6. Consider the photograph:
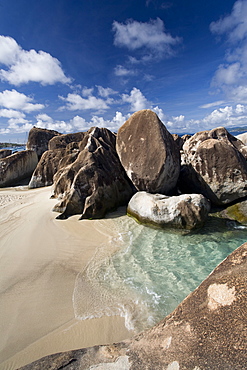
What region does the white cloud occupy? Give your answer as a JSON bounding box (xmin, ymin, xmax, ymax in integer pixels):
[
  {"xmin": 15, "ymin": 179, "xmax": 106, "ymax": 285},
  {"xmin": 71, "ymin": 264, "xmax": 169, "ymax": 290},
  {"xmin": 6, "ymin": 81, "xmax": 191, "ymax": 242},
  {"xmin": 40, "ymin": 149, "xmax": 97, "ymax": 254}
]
[
  {"xmin": 59, "ymin": 93, "xmax": 110, "ymax": 111},
  {"xmin": 210, "ymin": 0, "xmax": 247, "ymax": 43},
  {"xmin": 35, "ymin": 113, "xmax": 73, "ymax": 133},
  {"xmin": 200, "ymin": 101, "xmax": 225, "ymax": 109},
  {"xmin": 81, "ymin": 87, "xmax": 94, "ymax": 97},
  {"xmin": 0, "ymin": 89, "xmax": 44, "ymax": 112},
  {"xmin": 114, "ymin": 65, "xmax": 136, "ymax": 77},
  {"xmin": 122, "ymin": 87, "xmax": 149, "ymax": 111},
  {"xmin": 0, "ymin": 35, "xmax": 71, "ymax": 86},
  {"xmin": 0, "ymin": 109, "xmax": 25, "ymax": 119},
  {"xmin": 210, "ymin": 1, "xmax": 247, "ymax": 102},
  {"xmin": 97, "ymin": 85, "xmax": 117, "ymax": 97},
  {"xmin": 112, "ymin": 18, "xmax": 181, "ymax": 58}
]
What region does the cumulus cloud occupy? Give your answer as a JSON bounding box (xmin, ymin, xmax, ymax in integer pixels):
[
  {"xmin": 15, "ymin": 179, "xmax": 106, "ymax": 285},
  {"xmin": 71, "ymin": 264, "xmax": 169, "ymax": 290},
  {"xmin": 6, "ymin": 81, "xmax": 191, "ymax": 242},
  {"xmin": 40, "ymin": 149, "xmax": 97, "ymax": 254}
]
[
  {"xmin": 59, "ymin": 93, "xmax": 110, "ymax": 111},
  {"xmin": 0, "ymin": 89, "xmax": 44, "ymax": 112},
  {"xmin": 97, "ymin": 85, "xmax": 117, "ymax": 98},
  {"xmin": 0, "ymin": 35, "xmax": 71, "ymax": 86},
  {"xmin": 210, "ymin": 1, "xmax": 247, "ymax": 102},
  {"xmin": 113, "ymin": 18, "xmax": 181, "ymax": 54},
  {"xmin": 0, "ymin": 109, "xmax": 26, "ymax": 119},
  {"xmin": 35, "ymin": 113, "xmax": 73, "ymax": 132},
  {"xmin": 122, "ymin": 87, "xmax": 149, "ymax": 111},
  {"xmin": 114, "ymin": 65, "xmax": 136, "ymax": 77}
]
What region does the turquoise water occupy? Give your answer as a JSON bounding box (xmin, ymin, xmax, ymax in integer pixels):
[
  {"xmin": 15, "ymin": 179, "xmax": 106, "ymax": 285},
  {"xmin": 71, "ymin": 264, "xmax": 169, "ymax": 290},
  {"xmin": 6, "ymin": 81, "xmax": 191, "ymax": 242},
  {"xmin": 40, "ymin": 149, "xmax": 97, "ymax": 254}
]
[{"xmin": 73, "ymin": 212, "xmax": 247, "ymax": 333}]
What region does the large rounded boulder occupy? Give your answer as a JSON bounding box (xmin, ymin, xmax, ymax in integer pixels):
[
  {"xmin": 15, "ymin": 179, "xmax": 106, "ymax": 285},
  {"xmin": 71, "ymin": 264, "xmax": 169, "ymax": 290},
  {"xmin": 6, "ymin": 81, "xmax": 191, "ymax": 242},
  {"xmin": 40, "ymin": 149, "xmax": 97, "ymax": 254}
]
[
  {"xmin": 116, "ymin": 109, "xmax": 180, "ymax": 194},
  {"xmin": 26, "ymin": 127, "xmax": 61, "ymax": 158},
  {"xmin": 127, "ymin": 191, "xmax": 210, "ymax": 230},
  {"xmin": 180, "ymin": 127, "xmax": 247, "ymax": 205}
]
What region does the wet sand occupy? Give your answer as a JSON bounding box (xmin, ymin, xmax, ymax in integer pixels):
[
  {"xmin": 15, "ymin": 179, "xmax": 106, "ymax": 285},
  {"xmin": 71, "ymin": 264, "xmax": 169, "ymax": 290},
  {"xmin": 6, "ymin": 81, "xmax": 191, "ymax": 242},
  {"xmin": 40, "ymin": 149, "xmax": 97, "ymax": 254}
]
[{"xmin": 0, "ymin": 186, "xmax": 132, "ymax": 370}]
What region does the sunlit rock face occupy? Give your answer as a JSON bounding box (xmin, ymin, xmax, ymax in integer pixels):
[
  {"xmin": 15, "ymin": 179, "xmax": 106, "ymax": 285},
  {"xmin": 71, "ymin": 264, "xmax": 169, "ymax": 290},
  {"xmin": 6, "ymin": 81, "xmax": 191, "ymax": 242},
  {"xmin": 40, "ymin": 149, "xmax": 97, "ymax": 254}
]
[
  {"xmin": 48, "ymin": 132, "xmax": 85, "ymax": 150},
  {"xmin": 127, "ymin": 191, "xmax": 210, "ymax": 230},
  {"xmin": 0, "ymin": 150, "xmax": 38, "ymax": 187},
  {"xmin": 52, "ymin": 127, "xmax": 135, "ymax": 219},
  {"xmin": 26, "ymin": 127, "xmax": 61, "ymax": 158},
  {"xmin": 116, "ymin": 109, "xmax": 180, "ymax": 195},
  {"xmin": 180, "ymin": 126, "xmax": 247, "ymax": 205},
  {"xmin": 21, "ymin": 242, "xmax": 247, "ymax": 369}
]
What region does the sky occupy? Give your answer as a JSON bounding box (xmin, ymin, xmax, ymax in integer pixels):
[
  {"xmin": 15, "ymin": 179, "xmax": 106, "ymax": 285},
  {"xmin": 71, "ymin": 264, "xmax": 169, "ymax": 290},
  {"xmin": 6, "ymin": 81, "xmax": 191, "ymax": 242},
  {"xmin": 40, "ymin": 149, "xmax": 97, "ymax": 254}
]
[{"xmin": 0, "ymin": 0, "xmax": 247, "ymax": 142}]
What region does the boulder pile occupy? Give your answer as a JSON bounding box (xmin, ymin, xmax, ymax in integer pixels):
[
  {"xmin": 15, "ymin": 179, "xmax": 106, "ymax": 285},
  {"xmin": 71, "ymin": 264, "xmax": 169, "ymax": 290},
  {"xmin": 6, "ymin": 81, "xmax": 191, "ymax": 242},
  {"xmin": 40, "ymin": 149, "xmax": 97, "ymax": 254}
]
[{"xmin": 1, "ymin": 110, "xmax": 247, "ymax": 228}]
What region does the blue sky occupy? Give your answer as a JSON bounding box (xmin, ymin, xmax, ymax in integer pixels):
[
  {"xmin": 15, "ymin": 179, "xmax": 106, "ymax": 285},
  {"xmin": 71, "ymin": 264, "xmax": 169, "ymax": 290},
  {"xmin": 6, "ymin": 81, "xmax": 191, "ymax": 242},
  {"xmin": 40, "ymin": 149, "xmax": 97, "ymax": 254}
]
[{"xmin": 0, "ymin": 0, "xmax": 247, "ymax": 142}]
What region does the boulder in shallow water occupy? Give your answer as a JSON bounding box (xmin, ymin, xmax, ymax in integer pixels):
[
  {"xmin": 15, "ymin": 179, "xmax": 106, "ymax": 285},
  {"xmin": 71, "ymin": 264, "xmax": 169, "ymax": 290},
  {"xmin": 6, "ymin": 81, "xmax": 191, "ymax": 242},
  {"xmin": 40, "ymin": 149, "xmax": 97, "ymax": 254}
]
[
  {"xmin": 127, "ymin": 191, "xmax": 210, "ymax": 230},
  {"xmin": 52, "ymin": 127, "xmax": 134, "ymax": 219},
  {"xmin": 21, "ymin": 242, "xmax": 247, "ymax": 369},
  {"xmin": 116, "ymin": 109, "xmax": 180, "ymax": 194},
  {"xmin": 0, "ymin": 150, "xmax": 38, "ymax": 187},
  {"xmin": 26, "ymin": 127, "xmax": 61, "ymax": 158},
  {"xmin": 0, "ymin": 149, "xmax": 12, "ymax": 159}
]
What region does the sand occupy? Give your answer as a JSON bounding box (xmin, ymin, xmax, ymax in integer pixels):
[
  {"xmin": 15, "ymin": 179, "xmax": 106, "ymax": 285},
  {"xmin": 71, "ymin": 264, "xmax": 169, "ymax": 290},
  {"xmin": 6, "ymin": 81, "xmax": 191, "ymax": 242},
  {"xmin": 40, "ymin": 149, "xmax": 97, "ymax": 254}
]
[{"xmin": 0, "ymin": 186, "xmax": 132, "ymax": 370}]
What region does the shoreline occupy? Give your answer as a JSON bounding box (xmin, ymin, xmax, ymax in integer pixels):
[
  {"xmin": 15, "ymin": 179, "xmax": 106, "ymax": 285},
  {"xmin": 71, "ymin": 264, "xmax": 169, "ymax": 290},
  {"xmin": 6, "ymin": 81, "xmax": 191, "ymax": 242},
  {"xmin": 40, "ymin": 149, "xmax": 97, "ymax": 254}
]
[{"xmin": 0, "ymin": 186, "xmax": 133, "ymax": 369}]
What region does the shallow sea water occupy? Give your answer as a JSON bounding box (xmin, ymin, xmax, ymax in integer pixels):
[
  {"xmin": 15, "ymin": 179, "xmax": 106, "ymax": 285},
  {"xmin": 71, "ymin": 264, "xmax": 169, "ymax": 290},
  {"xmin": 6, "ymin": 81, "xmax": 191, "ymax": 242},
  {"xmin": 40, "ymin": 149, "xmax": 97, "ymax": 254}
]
[{"xmin": 73, "ymin": 211, "xmax": 247, "ymax": 333}]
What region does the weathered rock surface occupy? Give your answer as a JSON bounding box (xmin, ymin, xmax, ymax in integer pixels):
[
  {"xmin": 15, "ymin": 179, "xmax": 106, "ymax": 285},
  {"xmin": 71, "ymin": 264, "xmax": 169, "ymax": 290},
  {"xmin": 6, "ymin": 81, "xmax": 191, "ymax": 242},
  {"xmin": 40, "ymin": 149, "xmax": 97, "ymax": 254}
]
[
  {"xmin": 52, "ymin": 127, "xmax": 135, "ymax": 219},
  {"xmin": 127, "ymin": 192, "xmax": 210, "ymax": 230},
  {"xmin": 220, "ymin": 199, "xmax": 247, "ymax": 225},
  {"xmin": 21, "ymin": 242, "xmax": 247, "ymax": 369},
  {"xmin": 236, "ymin": 132, "xmax": 247, "ymax": 145},
  {"xmin": 116, "ymin": 109, "xmax": 180, "ymax": 194},
  {"xmin": 26, "ymin": 127, "xmax": 61, "ymax": 158},
  {"xmin": 29, "ymin": 148, "xmax": 66, "ymax": 188},
  {"xmin": 0, "ymin": 149, "xmax": 12, "ymax": 158},
  {"xmin": 180, "ymin": 126, "xmax": 247, "ymax": 205},
  {"xmin": 48, "ymin": 132, "xmax": 85, "ymax": 150},
  {"xmin": 0, "ymin": 150, "xmax": 38, "ymax": 187}
]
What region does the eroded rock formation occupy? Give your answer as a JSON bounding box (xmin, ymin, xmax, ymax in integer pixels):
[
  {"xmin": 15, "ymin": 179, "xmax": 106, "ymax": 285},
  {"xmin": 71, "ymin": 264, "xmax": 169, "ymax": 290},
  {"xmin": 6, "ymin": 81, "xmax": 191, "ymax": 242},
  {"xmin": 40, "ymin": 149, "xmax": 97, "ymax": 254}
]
[
  {"xmin": 180, "ymin": 127, "xmax": 247, "ymax": 205},
  {"xmin": 0, "ymin": 149, "xmax": 12, "ymax": 159},
  {"xmin": 127, "ymin": 192, "xmax": 210, "ymax": 230},
  {"xmin": 26, "ymin": 127, "xmax": 61, "ymax": 158},
  {"xmin": 0, "ymin": 150, "xmax": 38, "ymax": 187},
  {"xmin": 116, "ymin": 109, "xmax": 180, "ymax": 194},
  {"xmin": 48, "ymin": 132, "xmax": 85, "ymax": 150},
  {"xmin": 21, "ymin": 242, "xmax": 247, "ymax": 369},
  {"xmin": 52, "ymin": 127, "xmax": 135, "ymax": 219}
]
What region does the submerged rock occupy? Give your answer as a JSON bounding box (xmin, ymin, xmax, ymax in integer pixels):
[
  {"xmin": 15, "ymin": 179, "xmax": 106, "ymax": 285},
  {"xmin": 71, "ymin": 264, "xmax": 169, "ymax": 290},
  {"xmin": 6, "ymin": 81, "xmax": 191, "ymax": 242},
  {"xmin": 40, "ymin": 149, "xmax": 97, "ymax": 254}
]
[
  {"xmin": 116, "ymin": 109, "xmax": 180, "ymax": 194},
  {"xmin": 127, "ymin": 192, "xmax": 210, "ymax": 230},
  {"xmin": 180, "ymin": 126, "xmax": 247, "ymax": 205},
  {"xmin": 0, "ymin": 150, "xmax": 38, "ymax": 187},
  {"xmin": 52, "ymin": 127, "xmax": 134, "ymax": 219},
  {"xmin": 21, "ymin": 242, "xmax": 247, "ymax": 369},
  {"xmin": 26, "ymin": 127, "xmax": 61, "ymax": 158}
]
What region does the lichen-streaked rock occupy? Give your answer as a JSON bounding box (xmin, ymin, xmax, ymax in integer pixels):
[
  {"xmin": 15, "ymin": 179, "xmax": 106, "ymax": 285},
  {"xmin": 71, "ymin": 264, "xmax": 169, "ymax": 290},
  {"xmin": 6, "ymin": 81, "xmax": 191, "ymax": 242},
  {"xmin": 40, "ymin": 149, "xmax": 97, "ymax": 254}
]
[
  {"xmin": 0, "ymin": 150, "xmax": 38, "ymax": 187},
  {"xmin": 52, "ymin": 127, "xmax": 135, "ymax": 219},
  {"xmin": 220, "ymin": 199, "xmax": 247, "ymax": 225},
  {"xmin": 48, "ymin": 132, "xmax": 85, "ymax": 150},
  {"xmin": 127, "ymin": 192, "xmax": 210, "ymax": 230},
  {"xmin": 180, "ymin": 126, "xmax": 247, "ymax": 205},
  {"xmin": 26, "ymin": 127, "xmax": 61, "ymax": 158},
  {"xmin": 20, "ymin": 242, "xmax": 247, "ymax": 369},
  {"xmin": 116, "ymin": 109, "xmax": 180, "ymax": 194},
  {"xmin": 0, "ymin": 149, "xmax": 12, "ymax": 159}
]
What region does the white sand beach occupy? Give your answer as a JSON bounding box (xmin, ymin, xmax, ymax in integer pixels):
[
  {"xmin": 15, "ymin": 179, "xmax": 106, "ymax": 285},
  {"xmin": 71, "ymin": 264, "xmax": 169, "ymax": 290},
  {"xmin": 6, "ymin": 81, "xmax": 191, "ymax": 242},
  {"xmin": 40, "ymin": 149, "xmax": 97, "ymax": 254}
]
[{"xmin": 0, "ymin": 186, "xmax": 132, "ymax": 370}]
